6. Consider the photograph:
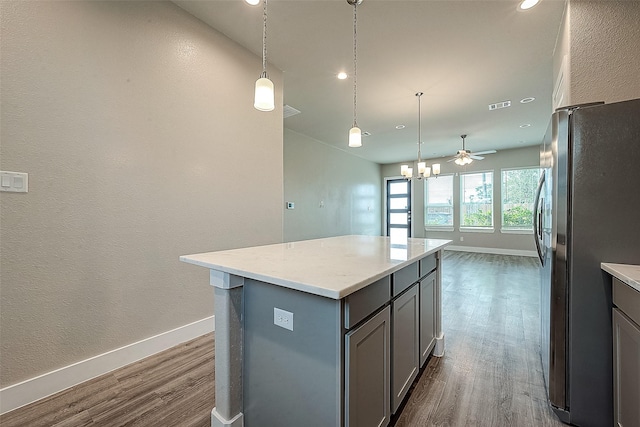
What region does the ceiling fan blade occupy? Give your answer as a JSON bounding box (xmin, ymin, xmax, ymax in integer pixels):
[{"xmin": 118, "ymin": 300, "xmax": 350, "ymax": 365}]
[
  {"xmin": 470, "ymin": 155, "xmax": 485, "ymax": 160},
  {"xmin": 471, "ymin": 150, "xmax": 497, "ymax": 156}
]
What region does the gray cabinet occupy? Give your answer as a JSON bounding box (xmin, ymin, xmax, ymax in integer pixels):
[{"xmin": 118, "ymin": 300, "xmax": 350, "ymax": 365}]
[
  {"xmin": 420, "ymin": 271, "xmax": 436, "ymax": 367},
  {"xmin": 345, "ymin": 306, "xmax": 391, "ymax": 427},
  {"xmin": 613, "ymin": 278, "xmax": 640, "ymax": 427},
  {"xmin": 346, "ymin": 255, "xmax": 441, "ymax": 425},
  {"xmin": 391, "ymin": 283, "xmax": 420, "ymax": 414}
]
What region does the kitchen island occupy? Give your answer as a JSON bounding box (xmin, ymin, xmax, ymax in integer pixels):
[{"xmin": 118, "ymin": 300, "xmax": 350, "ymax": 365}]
[{"xmin": 181, "ymin": 235, "xmax": 451, "ymax": 427}]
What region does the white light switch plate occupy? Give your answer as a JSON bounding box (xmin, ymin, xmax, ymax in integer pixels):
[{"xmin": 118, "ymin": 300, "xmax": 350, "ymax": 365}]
[
  {"xmin": 0, "ymin": 171, "xmax": 28, "ymax": 193},
  {"xmin": 274, "ymin": 307, "xmax": 294, "ymax": 331}
]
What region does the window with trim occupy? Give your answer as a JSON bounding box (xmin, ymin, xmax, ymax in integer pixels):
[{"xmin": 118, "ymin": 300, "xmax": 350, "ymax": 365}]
[
  {"xmin": 501, "ymin": 167, "xmax": 541, "ymax": 232},
  {"xmin": 424, "ymin": 174, "xmax": 454, "ymax": 230},
  {"xmin": 460, "ymin": 171, "xmax": 493, "ymax": 229}
]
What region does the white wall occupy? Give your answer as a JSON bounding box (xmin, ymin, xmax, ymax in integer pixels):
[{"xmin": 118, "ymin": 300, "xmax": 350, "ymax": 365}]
[
  {"xmin": 555, "ymin": 1, "xmax": 640, "ymax": 107},
  {"xmin": 0, "ymin": 1, "xmax": 283, "ymax": 388},
  {"xmin": 382, "ymin": 146, "xmax": 540, "ymax": 254},
  {"xmin": 284, "ymin": 129, "xmax": 382, "ymax": 241}
]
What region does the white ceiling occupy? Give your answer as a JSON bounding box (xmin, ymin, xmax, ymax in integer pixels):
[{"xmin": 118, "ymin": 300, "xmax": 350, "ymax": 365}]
[{"xmin": 174, "ymin": 0, "xmax": 566, "ymax": 164}]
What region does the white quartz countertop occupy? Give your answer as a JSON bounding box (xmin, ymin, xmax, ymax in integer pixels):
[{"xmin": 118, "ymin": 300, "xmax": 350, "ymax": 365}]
[
  {"xmin": 180, "ymin": 235, "xmax": 451, "ymax": 299},
  {"xmin": 601, "ymin": 263, "xmax": 640, "ymax": 293}
]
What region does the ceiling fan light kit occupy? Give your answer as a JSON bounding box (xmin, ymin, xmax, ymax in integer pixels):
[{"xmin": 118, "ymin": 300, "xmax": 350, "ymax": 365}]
[{"xmin": 449, "ymin": 134, "xmax": 497, "ymax": 166}]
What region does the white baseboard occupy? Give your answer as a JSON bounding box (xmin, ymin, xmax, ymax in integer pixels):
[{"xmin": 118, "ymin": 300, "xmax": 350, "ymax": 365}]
[
  {"xmin": 445, "ymin": 245, "xmax": 537, "ymax": 258},
  {"xmin": 0, "ymin": 316, "xmax": 215, "ymax": 415}
]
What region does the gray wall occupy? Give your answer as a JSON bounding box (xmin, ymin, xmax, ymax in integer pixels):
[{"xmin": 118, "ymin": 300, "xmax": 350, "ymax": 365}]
[
  {"xmin": 382, "ymin": 146, "xmax": 540, "ymax": 253},
  {"xmin": 0, "ymin": 1, "xmax": 283, "ymax": 387},
  {"xmin": 555, "ymin": 1, "xmax": 640, "ymax": 107},
  {"xmin": 284, "ymin": 129, "xmax": 382, "ymax": 241}
]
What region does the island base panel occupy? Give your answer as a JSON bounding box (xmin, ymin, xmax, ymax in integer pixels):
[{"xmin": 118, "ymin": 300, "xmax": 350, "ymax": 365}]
[{"xmin": 243, "ymin": 279, "xmax": 343, "ymax": 427}]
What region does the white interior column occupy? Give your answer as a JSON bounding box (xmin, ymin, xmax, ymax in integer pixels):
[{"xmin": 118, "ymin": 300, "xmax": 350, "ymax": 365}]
[{"xmin": 210, "ymin": 271, "xmax": 245, "ymax": 427}]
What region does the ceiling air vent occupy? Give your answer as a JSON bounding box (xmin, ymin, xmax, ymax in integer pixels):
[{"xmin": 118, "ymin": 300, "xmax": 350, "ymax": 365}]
[
  {"xmin": 488, "ymin": 100, "xmax": 511, "ymax": 111},
  {"xmin": 283, "ymin": 104, "xmax": 301, "ymax": 118}
]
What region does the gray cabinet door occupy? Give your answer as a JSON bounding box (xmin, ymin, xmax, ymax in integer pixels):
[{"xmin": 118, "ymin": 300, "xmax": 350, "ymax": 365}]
[
  {"xmin": 420, "ymin": 271, "xmax": 436, "ymax": 367},
  {"xmin": 613, "ymin": 308, "xmax": 640, "ymax": 427},
  {"xmin": 345, "ymin": 305, "xmax": 391, "ymax": 427},
  {"xmin": 391, "ymin": 283, "xmax": 419, "ymax": 414}
]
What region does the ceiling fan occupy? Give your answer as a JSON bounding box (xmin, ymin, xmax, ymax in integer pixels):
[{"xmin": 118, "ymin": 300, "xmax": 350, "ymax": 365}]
[{"xmin": 448, "ymin": 134, "xmax": 497, "ymax": 165}]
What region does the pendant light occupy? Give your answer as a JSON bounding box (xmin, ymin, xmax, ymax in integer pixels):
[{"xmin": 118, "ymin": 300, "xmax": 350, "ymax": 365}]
[
  {"xmin": 347, "ymin": 0, "xmax": 363, "ymax": 147},
  {"xmin": 254, "ymin": 0, "xmax": 274, "ymax": 111},
  {"xmin": 401, "ymin": 92, "xmax": 441, "ymax": 179}
]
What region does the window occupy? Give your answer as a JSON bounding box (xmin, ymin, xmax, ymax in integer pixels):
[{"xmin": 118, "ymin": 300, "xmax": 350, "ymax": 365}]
[
  {"xmin": 460, "ymin": 171, "xmax": 493, "ymax": 229},
  {"xmin": 501, "ymin": 167, "xmax": 541, "ymax": 232},
  {"xmin": 424, "ymin": 174, "xmax": 454, "ymax": 230}
]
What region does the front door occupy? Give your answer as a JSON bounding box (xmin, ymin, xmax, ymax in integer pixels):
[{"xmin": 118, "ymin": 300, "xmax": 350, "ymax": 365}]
[{"xmin": 386, "ymin": 179, "xmax": 411, "ymax": 238}]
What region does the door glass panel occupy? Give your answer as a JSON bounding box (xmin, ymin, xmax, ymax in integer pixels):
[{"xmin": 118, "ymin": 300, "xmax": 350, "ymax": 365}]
[
  {"xmin": 389, "ymin": 213, "xmax": 408, "ymax": 225},
  {"xmin": 389, "ymin": 198, "xmax": 408, "ymax": 210},
  {"xmin": 389, "ymin": 182, "xmax": 408, "ymax": 195}
]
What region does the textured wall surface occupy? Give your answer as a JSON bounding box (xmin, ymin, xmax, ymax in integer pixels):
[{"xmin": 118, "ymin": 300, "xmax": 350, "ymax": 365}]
[
  {"xmin": 381, "ymin": 145, "xmax": 540, "ymax": 252},
  {"xmin": 283, "ymin": 129, "xmax": 382, "ymax": 241},
  {"xmin": 0, "ymin": 1, "xmax": 283, "ymax": 386},
  {"xmin": 568, "ymin": 1, "xmax": 640, "ymax": 104}
]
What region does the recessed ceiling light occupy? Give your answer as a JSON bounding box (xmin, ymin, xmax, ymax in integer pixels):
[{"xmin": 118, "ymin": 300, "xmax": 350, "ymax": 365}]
[
  {"xmin": 362, "ymin": 131, "xmax": 371, "ymax": 136},
  {"xmin": 245, "ymin": 0, "xmax": 260, "ymax": 5},
  {"xmin": 395, "ymin": 125, "xmax": 405, "ymax": 129},
  {"xmin": 337, "ymin": 72, "xmax": 348, "ymax": 80},
  {"xmin": 520, "ymin": 97, "xmax": 536, "ymax": 104},
  {"xmin": 518, "ymin": 0, "xmax": 540, "ymax": 11},
  {"xmin": 520, "ymin": 123, "xmax": 532, "ymax": 128}
]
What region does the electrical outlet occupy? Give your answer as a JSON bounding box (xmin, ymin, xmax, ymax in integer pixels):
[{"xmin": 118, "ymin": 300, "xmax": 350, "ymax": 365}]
[
  {"xmin": 460, "ymin": 236, "xmax": 464, "ymax": 242},
  {"xmin": 274, "ymin": 307, "xmax": 294, "ymax": 331}
]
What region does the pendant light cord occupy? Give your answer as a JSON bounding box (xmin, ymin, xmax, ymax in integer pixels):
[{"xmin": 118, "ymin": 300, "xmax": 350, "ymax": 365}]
[
  {"xmin": 417, "ymin": 92, "xmax": 422, "ymax": 162},
  {"xmin": 262, "ymin": 0, "xmax": 268, "ymax": 77},
  {"xmin": 353, "ymin": 2, "xmax": 358, "ymax": 127}
]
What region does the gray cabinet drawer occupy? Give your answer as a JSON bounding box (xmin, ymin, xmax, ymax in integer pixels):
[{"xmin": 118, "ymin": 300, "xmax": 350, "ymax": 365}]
[
  {"xmin": 344, "ymin": 276, "xmax": 391, "ymax": 329},
  {"xmin": 613, "ymin": 278, "xmax": 640, "ymax": 325},
  {"xmin": 392, "ymin": 262, "xmax": 419, "ymax": 296},
  {"xmin": 420, "ymin": 253, "xmax": 437, "ymax": 277}
]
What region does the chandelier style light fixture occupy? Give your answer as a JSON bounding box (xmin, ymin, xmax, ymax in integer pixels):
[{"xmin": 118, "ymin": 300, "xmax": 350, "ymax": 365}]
[
  {"xmin": 401, "ymin": 92, "xmax": 441, "ymax": 179},
  {"xmin": 254, "ymin": 0, "xmax": 274, "ymax": 111},
  {"xmin": 347, "ymin": 0, "xmax": 363, "ymax": 147}
]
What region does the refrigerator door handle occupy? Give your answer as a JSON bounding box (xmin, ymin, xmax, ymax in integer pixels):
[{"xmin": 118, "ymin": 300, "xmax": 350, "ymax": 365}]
[{"xmin": 533, "ymin": 170, "xmax": 545, "ymax": 265}]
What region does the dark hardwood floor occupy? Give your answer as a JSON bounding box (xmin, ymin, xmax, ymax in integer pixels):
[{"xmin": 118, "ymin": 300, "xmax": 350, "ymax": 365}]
[
  {"xmin": 395, "ymin": 251, "xmax": 564, "ymax": 427},
  {"xmin": 1, "ymin": 251, "xmax": 565, "ymax": 427},
  {"xmin": 0, "ymin": 335, "xmax": 215, "ymax": 427}
]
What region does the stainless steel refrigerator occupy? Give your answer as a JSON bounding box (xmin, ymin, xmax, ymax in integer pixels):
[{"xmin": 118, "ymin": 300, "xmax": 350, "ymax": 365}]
[{"xmin": 533, "ymin": 98, "xmax": 640, "ymax": 426}]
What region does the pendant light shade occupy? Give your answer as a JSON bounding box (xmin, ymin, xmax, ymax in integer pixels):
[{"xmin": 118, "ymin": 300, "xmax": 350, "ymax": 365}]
[
  {"xmin": 349, "ymin": 126, "xmax": 362, "ymax": 147},
  {"xmin": 254, "ymin": 73, "xmax": 274, "ymax": 111},
  {"xmin": 254, "ymin": 0, "xmax": 274, "ymax": 112}
]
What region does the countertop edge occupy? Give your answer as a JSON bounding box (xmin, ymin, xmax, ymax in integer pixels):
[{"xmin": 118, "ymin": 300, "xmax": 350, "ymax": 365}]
[
  {"xmin": 181, "ymin": 239, "xmax": 451, "ymax": 299},
  {"xmin": 601, "ymin": 262, "xmax": 640, "ymax": 293}
]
